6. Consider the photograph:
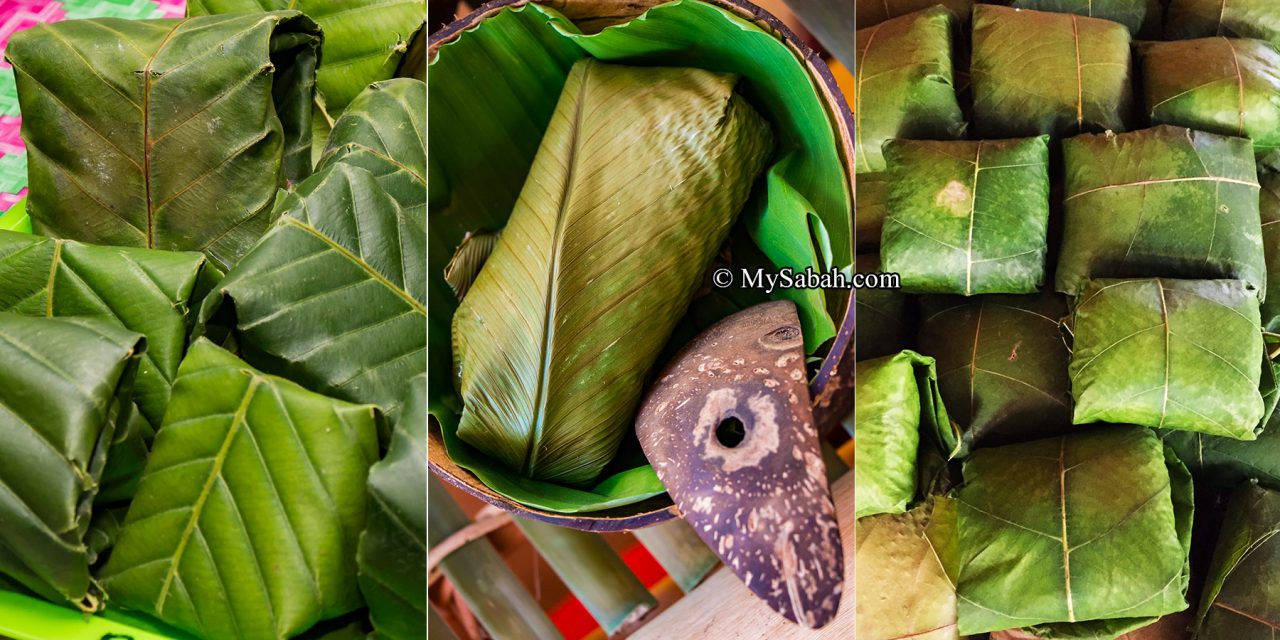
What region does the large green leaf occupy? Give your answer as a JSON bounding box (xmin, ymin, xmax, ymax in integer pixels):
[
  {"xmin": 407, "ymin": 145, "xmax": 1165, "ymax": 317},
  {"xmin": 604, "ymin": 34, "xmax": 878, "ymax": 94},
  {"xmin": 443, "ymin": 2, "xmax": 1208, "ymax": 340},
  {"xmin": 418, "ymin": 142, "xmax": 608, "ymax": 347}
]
[
  {"xmin": 1141, "ymin": 38, "xmax": 1280, "ymax": 158},
  {"xmin": 316, "ymin": 78, "xmax": 424, "ymax": 212},
  {"xmin": 1193, "ymin": 483, "xmax": 1280, "ymax": 638},
  {"xmin": 100, "ymin": 339, "xmax": 380, "ymax": 640},
  {"xmin": 1056, "ymin": 127, "xmax": 1263, "ymax": 296},
  {"xmin": 971, "ymin": 5, "xmax": 1133, "ymax": 138},
  {"xmin": 197, "ymin": 162, "xmax": 425, "ymax": 429},
  {"xmin": 881, "ymin": 136, "xmax": 1051, "ymax": 295},
  {"xmin": 4, "ymin": 13, "xmax": 320, "ymax": 272},
  {"xmin": 855, "ymin": 498, "xmax": 961, "ymax": 640},
  {"xmin": 998, "ymin": 0, "xmax": 1163, "ymax": 37},
  {"xmin": 357, "ymin": 374, "xmax": 426, "ymax": 640},
  {"xmin": 854, "ymin": 7, "xmax": 966, "ymax": 174},
  {"xmin": 1260, "ymin": 170, "xmax": 1280, "ymax": 331},
  {"xmin": 1166, "ymin": 0, "xmax": 1280, "ymax": 49},
  {"xmin": 452, "ymin": 59, "xmax": 772, "ymax": 485},
  {"xmin": 187, "ymin": 0, "xmax": 425, "ymax": 116},
  {"xmin": 1070, "ymin": 279, "xmax": 1264, "ymax": 439},
  {"xmin": 956, "ymin": 428, "xmax": 1193, "ymax": 634},
  {"xmin": 856, "ymin": 0, "xmax": 974, "ymax": 28},
  {"xmin": 919, "ymin": 293, "xmax": 1072, "ymax": 451},
  {"xmin": 855, "ymin": 254, "xmax": 915, "ymax": 362},
  {"xmin": 0, "ymin": 314, "xmax": 144, "ymax": 610}
]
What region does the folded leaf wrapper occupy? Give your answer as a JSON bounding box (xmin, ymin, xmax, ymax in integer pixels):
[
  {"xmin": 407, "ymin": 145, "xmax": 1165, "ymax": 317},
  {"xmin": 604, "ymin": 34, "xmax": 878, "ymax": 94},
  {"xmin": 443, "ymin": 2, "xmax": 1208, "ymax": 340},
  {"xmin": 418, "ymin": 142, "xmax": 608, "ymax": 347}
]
[
  {"xmin": 972, "ymin": 5, "xmax": 1133, "ymax": 138},
  {"xmin": 919, "ymin": 292, "xmax": 1073, "ymax": 451},
  {"xmin": 855, "ymin": 254, "xmax": 914, "ymax": 362},
  {"xmin": 0, "ymin": 314, "xmax": 144, "ymax": 610},
  {"xmin": 1056, "ymin": 127, "xmax": 1263, "ymax": 296},
  {"xmin": 956, "ymin": 428, "xmax": 1194, "ymax": 634},
  {"xmin": 856, "ymin": 0, "xmax": 974, "ymax": 28},
  {"xmin": 854, "ymin": 350, "xmax": 954, "ymax": 519},
  {"xmin": 855, "ymin": 7, "xmax": 966, "ymax": 174},
  {"xmin": 452, "ymin": 59, "xmax": 772, "ymax": 486},
  {"xmin": 1069, "ymin": 278, "xmax": 1265, "ymax": 438},
  {"xmin": 1166, "ymin": 0, "xmax": 1280, "ymax": 50},
  {"xmin": 101, "ymin": 340, "xmax": 380, "ymax": 640},
  {"xmin": 881, "ymin": 136, "xmax": 1051, "ymax": 295},
  {"xmin": 1261, "ymin": 170, "xmax": 1280, "ymax": 331},
  {"xmin": 856, "ymin": 497, "xmax": 961, "ymax": 640},
  {"xmin": 1193, "ymin": 483, "xmax": 1280, "ymax": 638},
  {"xmin": 997, "ymin": 0, "xmax": 1163, "ymax": 38},
  {"xmin": 4, "ymin": 12, "xmax": 321, "ymax": 272}
]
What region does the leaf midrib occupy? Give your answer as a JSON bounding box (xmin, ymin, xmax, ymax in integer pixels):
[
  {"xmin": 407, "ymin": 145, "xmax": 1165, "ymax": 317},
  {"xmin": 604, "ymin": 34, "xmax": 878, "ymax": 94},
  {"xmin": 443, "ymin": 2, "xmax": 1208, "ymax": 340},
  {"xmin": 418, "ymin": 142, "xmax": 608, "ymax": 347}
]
[
  {"xmin": 279, "ymin": 216, "xmax": 425, "ymax": 314},
  {"xmin": 141, "ymin": 20, "xmax": 189, "ymax": 248}
]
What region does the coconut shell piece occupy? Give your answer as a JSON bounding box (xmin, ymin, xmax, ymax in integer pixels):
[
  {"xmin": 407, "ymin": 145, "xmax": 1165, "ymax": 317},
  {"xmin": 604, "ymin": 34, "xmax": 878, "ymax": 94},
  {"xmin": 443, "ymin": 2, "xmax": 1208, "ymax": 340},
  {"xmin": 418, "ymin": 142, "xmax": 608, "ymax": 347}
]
[{"xmin": 636, "ymin": 300, "xmax": 844, "ymax": 628}]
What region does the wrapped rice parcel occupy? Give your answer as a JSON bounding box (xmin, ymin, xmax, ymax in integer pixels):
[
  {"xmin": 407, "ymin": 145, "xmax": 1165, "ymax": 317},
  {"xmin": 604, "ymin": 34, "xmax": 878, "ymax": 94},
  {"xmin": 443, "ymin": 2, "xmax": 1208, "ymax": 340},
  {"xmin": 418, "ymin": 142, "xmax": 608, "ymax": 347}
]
[
  {"xmin": 1166, "ymin": 0, "xmax": 1280, "ymax": 50},
  {"xmin": 994, "ymin": 0, "xmax": 1162, "ymax": 38}
]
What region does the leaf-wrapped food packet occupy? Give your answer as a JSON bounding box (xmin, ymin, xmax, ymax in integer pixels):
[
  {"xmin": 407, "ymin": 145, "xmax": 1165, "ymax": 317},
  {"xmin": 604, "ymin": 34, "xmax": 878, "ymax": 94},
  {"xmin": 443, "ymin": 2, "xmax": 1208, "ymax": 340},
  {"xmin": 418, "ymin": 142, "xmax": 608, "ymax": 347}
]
[
  {"xmin": 1056, "ymin": 126, "xmax": 1263, "ymax": 295},
  {"xmin": 856, "ymin": 0, "xmax": 974, "ymax": 28},
  {"xmin": 452, "ymin": 59, "xmax": 773, "ymax": 485},
  {"xmin": 856, "ymin": 498, "xmax": 960, "ymax": 640},
  {"xmin": 0, "ymin": 314, "xmax": 144, "ymax": 611},
  {"xmin": 1260, "ymin": 171, "xmax": 1280, "ymax": 331},
  {"xmin": 854, "ymin": 350, "xmax": 954, "ymax": 519},
  {"xmin": 4, "ymin": 12, "xmax": 322, "ymax": 272},
  {"xmin": 971, "ymin": 5, "xmax": 1133, "ymax": 138},
  {"xmin": 1141, "ymin": 38, "xmax": 1280, "ymax": 160},
  {"xmin": 1192, "ymin": 483, "xmax": 1280, "ymax": 638},
  {"xmin": 855, "ymin": 7, "xmax": 966, "ymax": 174},
  {"xmin": 1070, "ymin": 278, "xmax": 1265, "ymax": 439},
  {"xmin": 855, "ymin": 254, "xmax": 915, "ymax": 362},
  {"xmin": 1166, "ymin": 0, "xmax": 1280, "ymax": 49},
  {"xmin": 919, "ymin": 292, "xmax": 1072, "ymax": 451},
  {"xmin": 881, "ymin": 136, "xmax": 1051, "ymax": 295},
  {"xmin": 956, "ymin": 428, "xmax": 1194, "ymax": 634},
  {"xmin": 994, "ymin": 0, "xmax": 1163, "ymax": 38}
]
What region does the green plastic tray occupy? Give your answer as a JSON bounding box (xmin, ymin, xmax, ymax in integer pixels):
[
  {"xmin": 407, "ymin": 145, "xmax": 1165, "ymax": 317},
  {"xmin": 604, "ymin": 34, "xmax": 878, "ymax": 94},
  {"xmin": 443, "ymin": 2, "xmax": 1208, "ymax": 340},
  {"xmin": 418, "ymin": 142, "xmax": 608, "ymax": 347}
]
[
  {"xmin": 0, "ymin": 592, "xmax": 189, "ymax": 640},
  {"xmin": 0, "ymin": 196, "xmax": 31, "ymax": 233}
]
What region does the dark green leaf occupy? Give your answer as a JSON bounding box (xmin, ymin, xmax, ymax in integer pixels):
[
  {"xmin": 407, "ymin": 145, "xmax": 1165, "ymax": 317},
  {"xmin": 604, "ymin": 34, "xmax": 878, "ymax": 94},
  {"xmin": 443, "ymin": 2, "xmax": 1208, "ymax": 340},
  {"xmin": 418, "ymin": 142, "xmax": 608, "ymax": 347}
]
[
  {"xmin": 4, "ymin": 13, "xmax": 322, "ymax": 271},
  {"xmin": 856, "ymin": 172, "xmax": 888, "ymax": 253},
  {"xmin": 100, "ymin": 339, "xmax": 380, "ymax": 640},
  {"xmin": 1193, "ymin": 483, "xmax": 1280, "ymax": 638},
  {"xmin": 1000, "ymin": 0, "xmax": 1163, "ymax": 37},
  {"xmin": 86, "ymin": 506, "xmax": 129, "ymax": 568},
  {"xmin": 1260, "ymin": 170, "xmax": 1280, "ymax": 331},
  {"xmin": 1056, "ymin": 127, "xmax": 1263, "ymax": 296},
  {"xmin": 855, "ymin": 254, "xmax": 915, "ymax": 362},
  {"xmin": 317, "ymin": 78, "xmax": 425, "ymax": 213},
  {"xmin": 1166, "ymin": 0, "xmax": 1280, "ymax": 49},
  {"xmin": 856, "ymin": 0, "xmax": 974, "ymax": 28}
]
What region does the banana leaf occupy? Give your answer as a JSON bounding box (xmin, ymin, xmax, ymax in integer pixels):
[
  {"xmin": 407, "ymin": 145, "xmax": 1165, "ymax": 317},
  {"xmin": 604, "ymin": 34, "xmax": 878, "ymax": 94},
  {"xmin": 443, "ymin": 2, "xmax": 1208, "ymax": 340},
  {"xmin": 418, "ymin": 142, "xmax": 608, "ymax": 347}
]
[
  {"xmin": 856, "ymin": 0, "xmax": 974, "ymax": 28},
  {"xmin": 919, "ymin": 292, "xmax": 1072, "ymax": 451},
  {"xmin": 1141, "ymin": 38, "xmax": 1280, "ymax": 159},
  {"xmin": 0, "ymin": 314, "xmax": 144, "ymax": 611},
  {"xmin": 1193, "ymin": 482, "xmax": 1280, "ymax": 638},
  {"xmin": 971, "ymin": 5, "xmax": 1133, "ymax": 138},
  {"xmin": 1070, "ymin": 278, "xmax": 1265, "ymax": 439},
  {"xmin": 186, "ymin": 0, "xmax": 425, "ymax": 116},
  {"xmin": 1261, "ymin": 170, "xmax": 1280, "ymax": 331},
  {"xmin": 1166, "ymin": 0, "xmax": 1280, "ymax": 50},
  {"xmin": 453, "ymin": 59, "xmax": 771, "ymax": 485},
  {"xmin": 881, "ymin": 136, "xmax": 1051, "ymax": 295},
  {"xmin": 100, "ymin": 339, "xmax": 380, "ymax": 640},
  {"xmin": 854, "ymin": 350, "xmax": 955, "ymax": 519},
  {"xmin": 855, "ymin": 254, "xmax": 915, "ymax": 362},
  {"xmin": 854, "ymin": 7, "xmax": 966, "ymax": 174},
  {"xmin": 1056, "ymin": 127, "xmax": 1263, "ymax": 296},
  {"xmin": 993, "ymin": 0, "xmax": 1163, "ymax": 37},
  {"xmin": 856, "ymin": 497, "xmax": 961, "ymax": 640},
  {"xmin": 4, "ymin": 12, "xmax": 321, "ymax": 272},
  {"xmin": 357, "ymin": 374, "xmax": 426, "ymax": 640},
  {"xmin": 956, "ymin": 428, "xmax": 1194, "ymax": 634}
]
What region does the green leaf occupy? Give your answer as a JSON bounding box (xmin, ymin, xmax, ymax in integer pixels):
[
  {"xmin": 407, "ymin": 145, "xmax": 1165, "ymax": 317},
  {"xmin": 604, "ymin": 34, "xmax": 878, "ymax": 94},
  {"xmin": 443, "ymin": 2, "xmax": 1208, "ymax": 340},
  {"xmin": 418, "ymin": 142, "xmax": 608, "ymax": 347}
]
[
  {"xmin": 1070, "ymin": 278, "xmax": 1265, "ymax": 439},
  {"xmin": 187, "ymin": 0, "xmax": 425, "ymax": 116},
  {"xmin": 1003, "ymin": 0, "xmax": 1163, "ymax": 37},
  {"xmin": 855, "ymin": 254, "xmax": 915, "ymax": 362},
  {"xmin": 317, "ymin": 78, "xmax": 425, "ymax": 212},
  {"xmin": 854, "ymin": 350, "xmax": 954, "ymax": 519},
  {"xmin": 881, "ymin": 136, "xmax": 1051, "ymax": 295},
  {"xmin": 919, "ymin": 293, "xmax": 1073, "ymax": 451},
  {"xmin": 856, "ymin": 0, "xmax": 974, "ymax": 28},
  {"xmin": 855, "ymin": 172, "xmax": 889, "ymax": 253},
  {"xmin": 972, "ymin": 5, "xmax": 1133, "ymax": 138},
  {"xmin": 1166, "ymin": 0, "xmax": 1280, "ymax": 49},
  {"xmin": 1194, "ymin": 482, "xmax": 1280, "ymax": 638},
  {"xmin": 1260, "ymin": 170, "xmax": 1280, "ymax": 331},
  {"xmin": 956, "ymin": 428, "xmax": 1193, "ymax": 634},
  {"xmin": 4, "ymin": 12, "xmax": 321, "ymax": 272},
  {"xmin": 854, "ymin": 7, "xmax": 966, "ymax": 174},
  {"xmin": 86, "ymin": 506, "xmax": 129, "ymax": 569},
  {"xmin": 452, "ymin": 59, "xmax": 772, "ymax": 485},
  {"xmin": 97, "ymin": 404, "xmax": 156, "ymax": 505},
  {"xmin": 358, "ymin": 375, "xmax": 426, "ymax": 640},
  {"xmin": 0, "ymin": 314, "xmax": 144, "ymax": 610},
  {"xmin": 855, "ymin": 498, "xmax": 961, "ymax": 640},
  {"xmin": 197, "ymin": 162, "xmax": 425, "ymax": 429},
  {"xmin": 444, "ymin": 230, "xmax": 499, "ymax": 302},
  {"xmin": 1056, "ymin": 127, "xmax": 1264, "ymax": 296},
  {"xmin": 0, "ymin": 231, "xmax": 207, "ymax": 429},
  {"xmin": 100, "ymin": 339, "xmax": 380, "ymax": 640}
]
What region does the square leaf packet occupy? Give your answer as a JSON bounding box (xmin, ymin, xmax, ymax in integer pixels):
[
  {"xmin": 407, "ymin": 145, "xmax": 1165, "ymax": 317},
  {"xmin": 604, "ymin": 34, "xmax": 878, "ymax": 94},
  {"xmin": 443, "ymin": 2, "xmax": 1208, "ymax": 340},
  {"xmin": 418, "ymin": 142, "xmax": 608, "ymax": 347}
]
[
  {"xmin": 1166, "ymin": 0, "xmax": 1280, "ymax": 49},
  {"xmin": 1070, "ymin": 278, "xmax": 1265, "ymax": 439},
  {"xmin": 1001, "ymin": 0, "xmax": 1163, "ymax": 38},
  {"xmin": 1056, "ymin": 126, "xmax": 1264, "ymax": 296},
  {"xmin": 882, "ymin": 136, "xmax": 1050, "ymax": 295}
]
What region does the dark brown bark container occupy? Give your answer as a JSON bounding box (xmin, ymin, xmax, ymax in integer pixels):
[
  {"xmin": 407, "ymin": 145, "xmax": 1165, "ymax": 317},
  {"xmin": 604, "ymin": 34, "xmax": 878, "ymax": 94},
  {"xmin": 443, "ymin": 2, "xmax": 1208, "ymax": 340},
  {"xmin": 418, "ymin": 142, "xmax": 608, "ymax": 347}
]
[{"xmin": 428, "ymin": 0, "xmax": 855, "ymax": 531}]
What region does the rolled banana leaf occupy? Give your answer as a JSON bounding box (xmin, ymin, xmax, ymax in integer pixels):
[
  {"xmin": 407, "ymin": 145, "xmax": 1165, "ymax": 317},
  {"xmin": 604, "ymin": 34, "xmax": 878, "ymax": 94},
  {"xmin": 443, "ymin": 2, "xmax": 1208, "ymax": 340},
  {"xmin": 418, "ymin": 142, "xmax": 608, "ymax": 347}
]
[
  {"xmin": 1193, "ymin": 483, "xmax": 1280, "ymax": 638},
  {"xmin": 1141, "ymin": 38, "xmax": 1280, "ymax": 159},
  {"xmin": 856, "ymin": 497, "xmax": 961, "ymax": 640},
  {"xmin": 918, "ymin": 292, "xmax": 1072, "ymax": 451},
  {"xmin": 856, "ymin": 0, "xmax": 974, "ymax": 28},
  {"xmin": 1261, "ymin": 170, "xmax": 1280, "ymax": 331},
  {"xmin": 993, "ymin": 0, "xmax": 1163, "ymax": 38},
  {"xmin": 4, "ymin": 12, "xmax": 321, "ymax": 272},
  {"xmin": 187, "ymin": 0, "xmax": 425, "ymax": 116},
  {"xmin": 1056, "ymin": 126, "xmax": 1263, "ymax": 296},
  {"xmin": 956, "ymin": 428, "xmax": 1194, "ymax": 635},
  {"xmin": 0, "ymin": 314, "xmax": 144, "ymax": 611},
  {"xmin": 971, "ymin": 5, "xmax": 1133, "ymax": 138},
  {"xmin": 1166, "ymin": 0, "xmax": 1280, "ymax": 50},
  {"xmin": 101, "ymin": 339, "xmax": 380, "ymax": 640},
  {"xmin": 1070, "ymin": 279, "xmax": 1265, "ymax": 438},
  {"xmin": 452, "ymin": 59, "xmax": 772, "ymax": 485},
  {"xmin": 881, "ymin": 136, "xmax": 1051, "ymax": 295},
  {"xmin": 854, "ymin": 6, "xmax": 966, "ymax": 174}
]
